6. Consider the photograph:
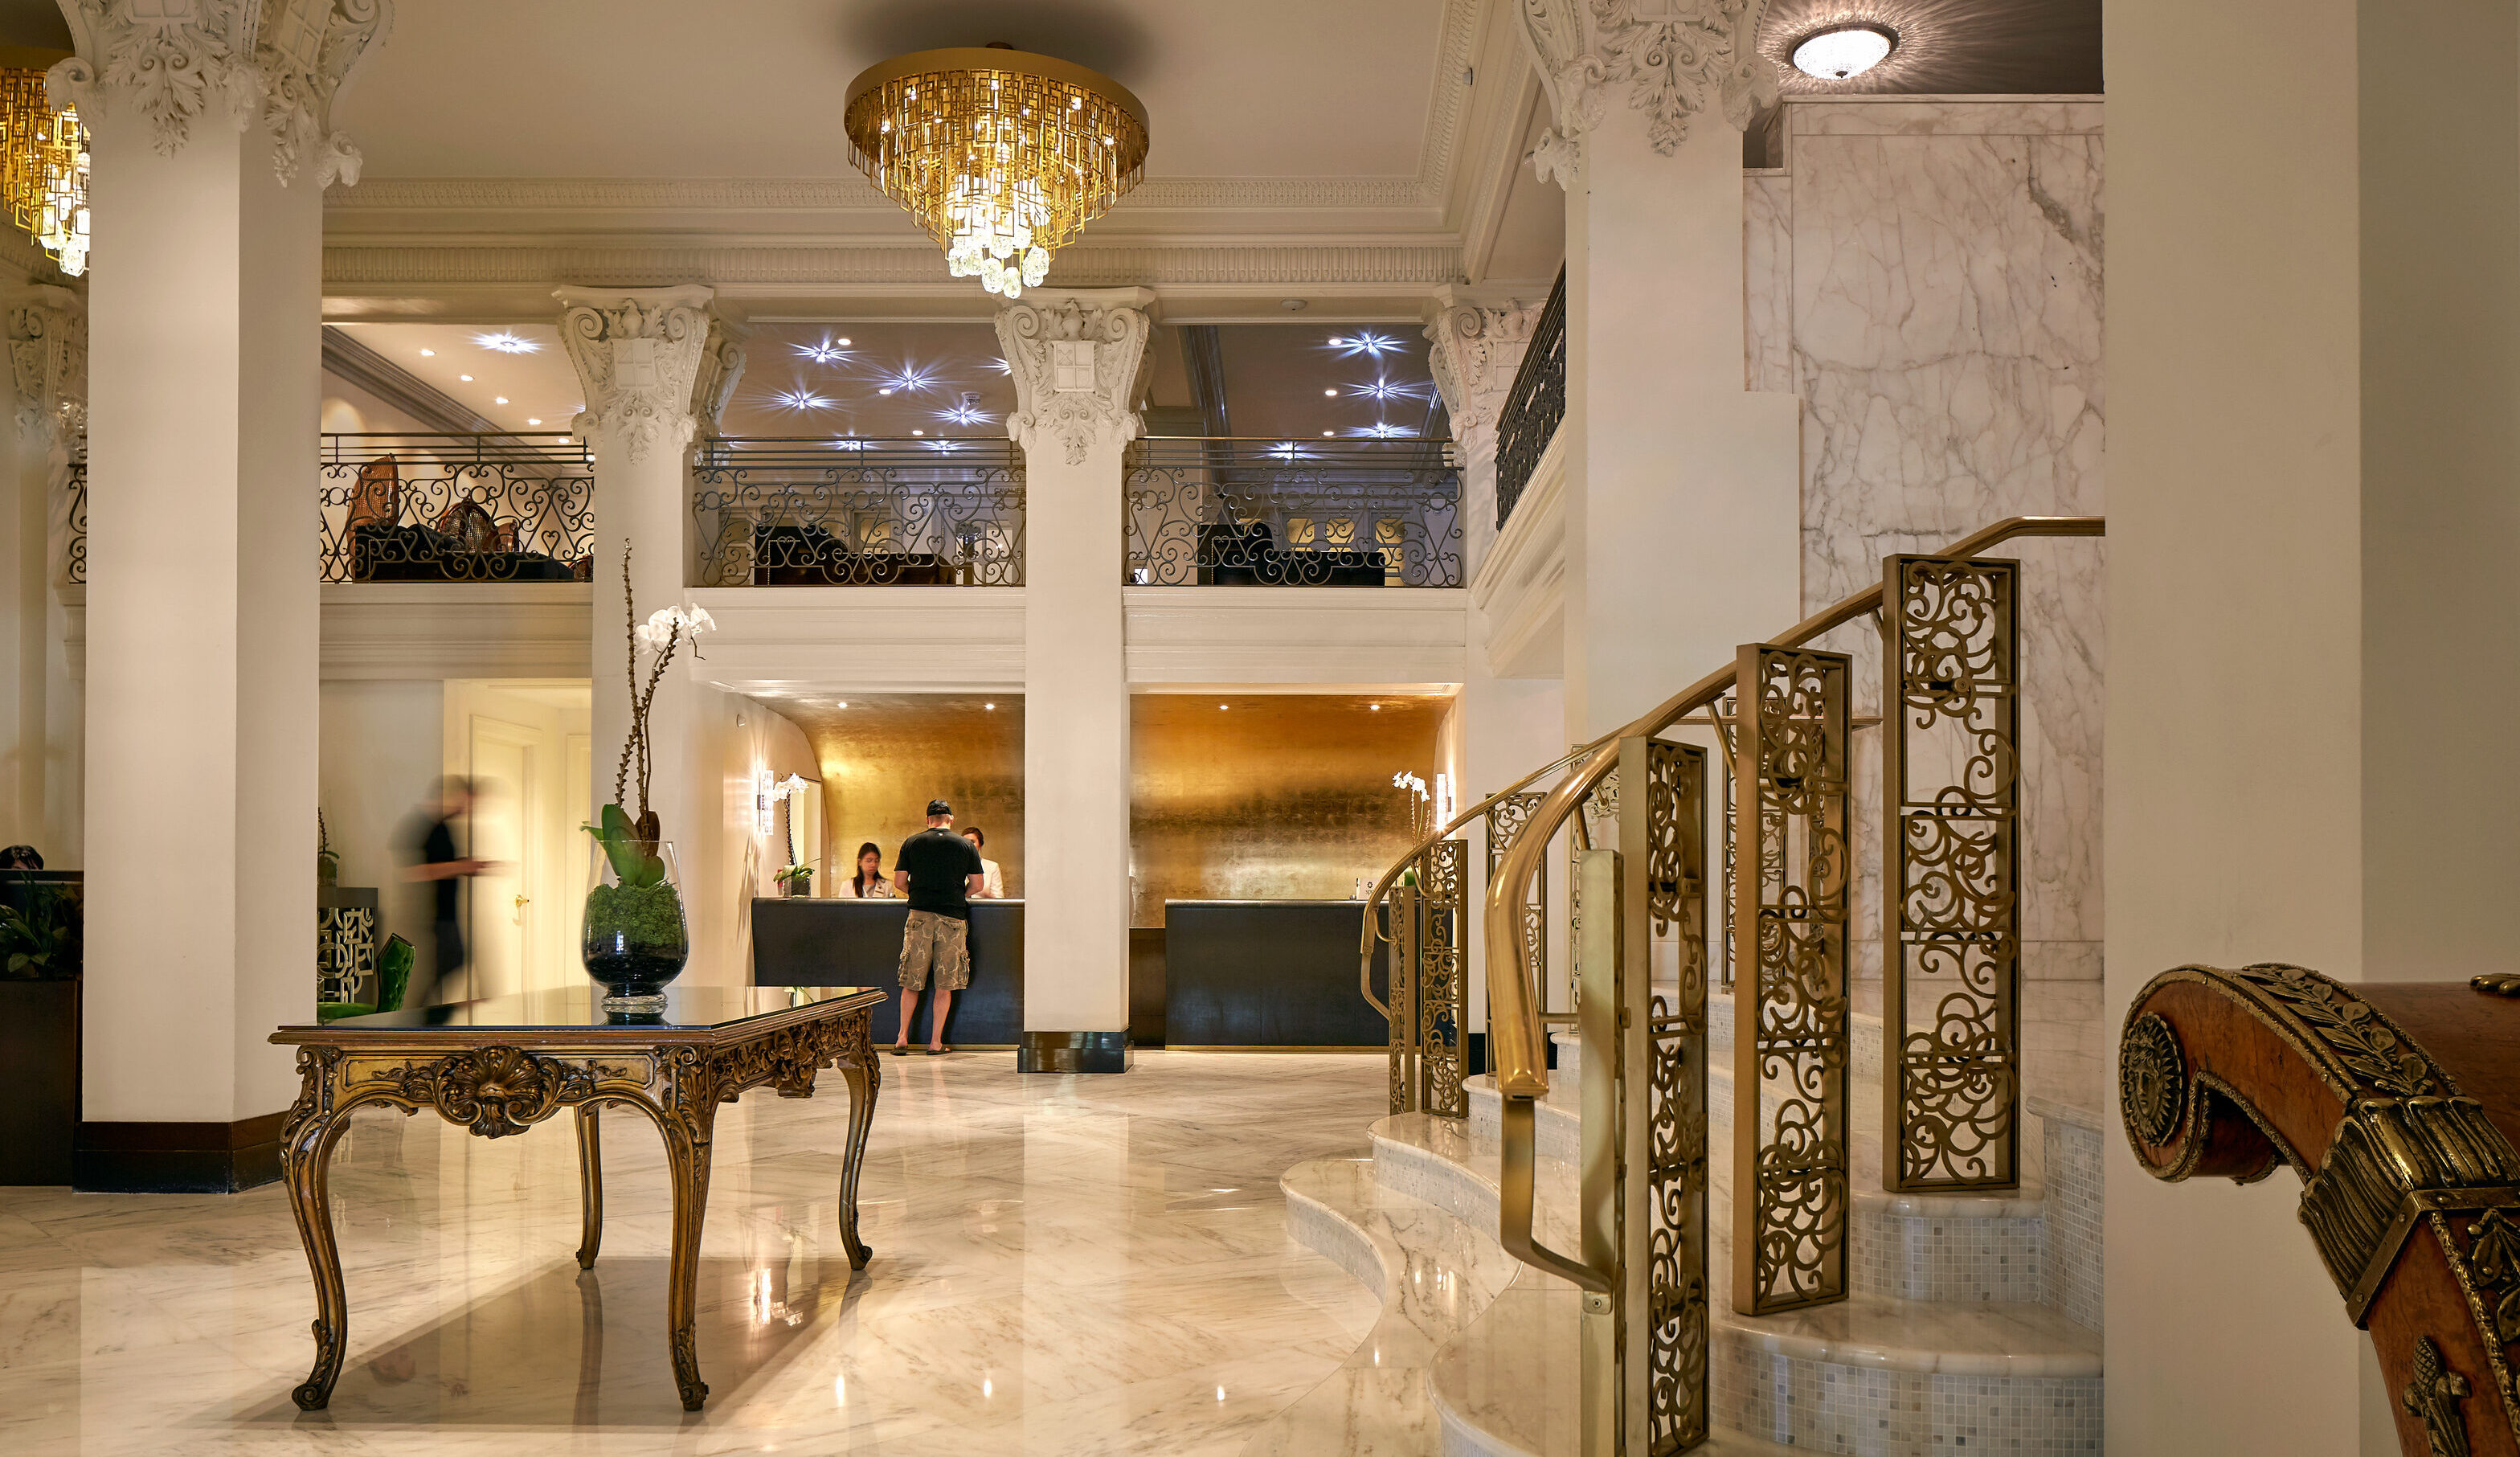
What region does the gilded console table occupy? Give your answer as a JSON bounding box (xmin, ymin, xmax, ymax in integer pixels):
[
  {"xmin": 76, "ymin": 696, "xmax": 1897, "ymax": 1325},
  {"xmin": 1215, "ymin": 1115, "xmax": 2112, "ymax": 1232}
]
[{"xmin": 268, "ymin": 984, "xmax": 886, "ymax": 1412}]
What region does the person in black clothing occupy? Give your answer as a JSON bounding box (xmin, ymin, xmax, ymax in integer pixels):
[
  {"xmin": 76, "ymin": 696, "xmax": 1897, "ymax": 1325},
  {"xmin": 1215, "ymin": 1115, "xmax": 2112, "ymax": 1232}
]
[
  {"xmin": 890, "ymin": 798, "xmax": 985, "ymax": 1055},
  {"xmin": 401, "ymin": 778, "xmax": 493, "ymax": 1008}
]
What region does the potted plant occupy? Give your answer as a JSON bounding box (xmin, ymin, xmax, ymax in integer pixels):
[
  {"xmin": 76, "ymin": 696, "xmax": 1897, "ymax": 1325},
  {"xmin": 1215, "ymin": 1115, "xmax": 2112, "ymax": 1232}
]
[
  {"xmin": 581, "ymin": 545, "xmax": 714, "ymax": 1005},
  {"xmin": 774, "ymin": 863, "xmax": 813, "ymax": 898},
  {"xmin": 0, "ymin": 870, "xmax": 80, "ymax": 1184}
]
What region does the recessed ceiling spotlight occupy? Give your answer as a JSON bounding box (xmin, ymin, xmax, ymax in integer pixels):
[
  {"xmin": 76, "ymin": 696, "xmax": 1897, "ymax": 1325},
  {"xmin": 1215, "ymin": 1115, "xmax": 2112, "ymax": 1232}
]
[
  {"xmin": 527, "ymin": 417, "xmax": 542, "ymax": 425},
  {"xmin": 1280, "ymin": 299, "xmax": 1307, "ymax": 312},
  {"xmin": 1370, "ymin": 704, "xmax": 1381, "ymax": 711},
  {"xmin": 771, "ymin": 387, "xmax": 831, "ymax": 412},
  {"xmin": 1321, "ymin": 430, "xmax": 1334, "ymax": 437},
  {"xmin": 878, "ymin": 387, "xmax": 894, "ymax": 395},
  {"xmin": 795, "ymin": 338, "xmax": 853, "ymax": 365},
  {"xmin": 494, "ymin": 396, "xmax": 509, "ymax": 405},
  {"xmin": 1218, "ymin": 703, "xmax": 1229, "ymax": 710},
  {"xmin": 474, "ymin": 331, "xmax": 541, "ymax": 354},
  {"xmin": 459, "ymin": 374, "xmax": 473, "ymax": 382},
  {"xmin": 910, "ymin": 428, "xmax": 924, "ymax": 436},
  {"xmin": 984, "ymin": 702, "xmax": 996, "ymax": 710},
  {"xmin": 1328, "ymin": 330, "xmax": 1401, "ymax": 358},
  {"xmin": 419, "ymin": 348, "xmax": 434, "ymax": 357},
  {"xmin": 1791, "ymin": 22, "xmax": 1896, "ymax": 80},
  {"xmin": 1323, "ymin": 388, "xmax": 1337, "ymax": 397},
  {"xmin": 837, "ymin": 338, "xmax": 853, "ymax": 346}
]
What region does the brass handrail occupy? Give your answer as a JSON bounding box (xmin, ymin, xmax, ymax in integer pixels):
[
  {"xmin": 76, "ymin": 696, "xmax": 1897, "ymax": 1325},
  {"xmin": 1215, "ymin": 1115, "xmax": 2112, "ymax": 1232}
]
[{"xmin": 1476, "ymin": 514, "xmax": 2104, "ymax": 1291}]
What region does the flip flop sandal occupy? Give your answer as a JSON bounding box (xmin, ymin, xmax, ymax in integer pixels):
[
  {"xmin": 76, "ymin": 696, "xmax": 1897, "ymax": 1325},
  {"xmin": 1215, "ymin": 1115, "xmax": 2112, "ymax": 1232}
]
[
  {"xmin": 925, "ymin": 1046, "xmax": 951, "ymax": 1056},
  {"xmin": 888, "ymin": 1045, "xmax": 910, "ymax": 1057}
]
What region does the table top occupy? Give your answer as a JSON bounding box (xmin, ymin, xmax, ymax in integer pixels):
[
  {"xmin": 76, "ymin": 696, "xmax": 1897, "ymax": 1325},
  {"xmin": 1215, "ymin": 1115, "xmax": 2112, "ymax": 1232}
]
[{"xmin": 272, "ymin": 984, "xmax": 885, "ymax": 1046}]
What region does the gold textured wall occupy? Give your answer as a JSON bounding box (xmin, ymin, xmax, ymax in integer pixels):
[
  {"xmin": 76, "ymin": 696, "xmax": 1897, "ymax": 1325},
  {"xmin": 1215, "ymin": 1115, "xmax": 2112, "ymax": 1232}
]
[
  {"xmin": 785, "ymin": 695, "xmax": 1025, "ymax": 895},
  {"xmin": 1130, "ymin": 694, "xmax": 1448, "ymax": 926}
]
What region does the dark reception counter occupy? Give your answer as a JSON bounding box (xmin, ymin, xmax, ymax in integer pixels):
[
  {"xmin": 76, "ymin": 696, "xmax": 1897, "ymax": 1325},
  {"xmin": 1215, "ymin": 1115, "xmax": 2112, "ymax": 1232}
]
[
  {"xmin": 751, "ymin": 898, "xmax": 1025, "ymax": 1047},
  {"xmin": 749, "ymin": 896, "xmax": 1393, "ymax": 1050}
]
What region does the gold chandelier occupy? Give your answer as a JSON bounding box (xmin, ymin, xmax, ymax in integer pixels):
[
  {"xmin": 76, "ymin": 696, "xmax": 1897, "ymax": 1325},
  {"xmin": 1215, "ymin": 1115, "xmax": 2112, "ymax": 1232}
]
[
  {"xmin": 845, "ymin": 46, "xmax": 1148, "ymax": 298},
  {"xmin": 0, "ymin": 68, "xmax": 86, "ymax": 278}
]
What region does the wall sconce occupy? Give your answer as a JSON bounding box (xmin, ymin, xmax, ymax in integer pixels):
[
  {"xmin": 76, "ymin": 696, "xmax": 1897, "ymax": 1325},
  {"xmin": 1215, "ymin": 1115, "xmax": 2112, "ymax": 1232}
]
[{"xmin": 755, "ymin": 768, "xmax": 775, "ymax": 837}]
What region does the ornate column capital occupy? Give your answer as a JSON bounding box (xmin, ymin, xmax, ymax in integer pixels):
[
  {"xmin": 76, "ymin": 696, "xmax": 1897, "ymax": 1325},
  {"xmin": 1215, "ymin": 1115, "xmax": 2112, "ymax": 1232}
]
[
  {"xmin": 1425, "ymin": 287, "xmax": 1540, "ymax": 462},
  {"xmin": 1517, "ymin": 0, "xmax": 1778, "ymax": 181},
  {"xmin": 51, "ymin": 0, "xmax": 394, "ymax": 186},
  {"xmin": 690, "ymin": 314, "xmax": 748, "ymax": 440},
  {"xmin": 553, "ymin": 285, "xmax": 717, "ymax": 467},
  {"xmin": 995, "ymin": 288, "xmax": 1157, "ymax": 467},
  {"xmin": 10, "ymin": 284, "xmax": 86, "ymax": 451}
]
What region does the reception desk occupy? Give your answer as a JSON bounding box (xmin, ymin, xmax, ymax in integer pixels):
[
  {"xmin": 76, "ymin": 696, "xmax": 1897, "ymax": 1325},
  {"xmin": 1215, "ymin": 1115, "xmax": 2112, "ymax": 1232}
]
[
  {"xmin": 1163, "ymin": 900, "xmax": 1391, "ymax": 1048},
  {"xmin": 750, "ymin": 897, "xmax": 1397, "ymax": 1051},
  {"xmin": 751, "ymin": 898, "xmax": 1025, "ymax": 1048}
]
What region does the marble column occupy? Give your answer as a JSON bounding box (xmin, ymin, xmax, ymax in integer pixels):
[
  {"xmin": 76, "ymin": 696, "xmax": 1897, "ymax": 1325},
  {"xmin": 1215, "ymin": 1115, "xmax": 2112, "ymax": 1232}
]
[
  {"xmin": 554, "ymin": 287, "xmax": 736, "ymax": 886},
  {"xmin": 6, "ymin": 280, "xmax": 82, "ymax": 863},
  {"xmin": 56, "ymin": 0, "xmax": 386, "ymax": 1189},
  {"xmin": 1518, "ymin": 0, "xmax": 1802, "ymax": 739},
  {"xmin": 997, "ymin": 288, "xmax": 1155, "ymax": 1072}
]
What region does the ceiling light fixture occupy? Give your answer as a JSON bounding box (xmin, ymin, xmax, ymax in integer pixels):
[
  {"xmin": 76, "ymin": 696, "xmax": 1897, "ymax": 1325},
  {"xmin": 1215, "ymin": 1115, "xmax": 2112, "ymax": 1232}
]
[
  {"xmin": 474, "ymin": 331, "xmax": 541, "ymax": 354},
  {"xmin": 1328, "ymin": 331, "xmax": 1401, "ymax": 359},
  {"xmin": 845, "ymin": 45, "xmax": 1149, "ymax": 297},
  {"xmin": 771, "ymin": 387, "xmax": 831, "ymax": 411},
  {"xmin": 494, "ymin": 396, "xmax": 509, "ymax": 405},
  {"xmin": 1791, "ymin": 22, "xmax": 1896, "ymax": 80},
  {"xmin": 527, "ymin": 417, "xmax": 542, "ymax": 425},
  {"xmin": 0, "ymin": 71, "xmax": 88, "ymax": 278},
  {"xmin": 795, "ymin": 339, "xmax": 853, "ymax": 365},
  {"xmin": 419, "ymin": 349, "xmax": 434, "ymax": 357},
  {"xmin": 459, "ymin": 374, "xmax": 473, "ymax": 382}
]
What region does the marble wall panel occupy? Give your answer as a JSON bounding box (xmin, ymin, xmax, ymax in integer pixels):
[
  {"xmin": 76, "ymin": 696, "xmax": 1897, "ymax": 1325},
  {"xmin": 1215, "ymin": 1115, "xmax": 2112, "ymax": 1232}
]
[{"xmin": 1745, "ymin": 101, "xmax": 2106, "ymax": 1031}]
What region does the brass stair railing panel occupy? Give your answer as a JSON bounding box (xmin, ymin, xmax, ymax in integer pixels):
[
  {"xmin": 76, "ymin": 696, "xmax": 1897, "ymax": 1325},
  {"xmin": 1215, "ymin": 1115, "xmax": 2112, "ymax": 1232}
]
[
  {"xmin": 1729, "ymin": 645, "xmax": 1853, "ymax": 1316},
  {"xmin": 1358, "ymin": 515, "xmax": 2105, "ymax": 1443},
  {"xmin": 1884, "ymin": 555, "xmax": 2023, "ymax": 1193},
  {"xmin": 1486, "ymin": 791, "xmax": 1558, "ymax": 1032},
  {"xmin": 1384, "ymin": 841, "xmax": 1470, "ymax": 1117},
  {"xmin": 1634, "ymin": 738, "xmax": 1712, "ymax": 1451}
]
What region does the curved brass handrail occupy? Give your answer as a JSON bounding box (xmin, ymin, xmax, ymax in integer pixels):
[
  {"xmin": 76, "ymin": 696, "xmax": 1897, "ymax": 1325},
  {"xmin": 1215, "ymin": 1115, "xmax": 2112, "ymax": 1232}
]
[{"xmin": 1476, "ymin": 514, "xmax": 2104, "ymax": 1289}]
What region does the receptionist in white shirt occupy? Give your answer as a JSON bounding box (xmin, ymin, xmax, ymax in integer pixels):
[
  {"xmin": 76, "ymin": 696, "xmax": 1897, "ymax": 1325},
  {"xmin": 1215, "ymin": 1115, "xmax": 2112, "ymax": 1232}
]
[
  {"xmin": 842, "ymin": 841, "xmax": 895, "ymax": 898},
  {"xmin": 961, "ymin": 826, "xmax": 1005, "ymax": 898}
]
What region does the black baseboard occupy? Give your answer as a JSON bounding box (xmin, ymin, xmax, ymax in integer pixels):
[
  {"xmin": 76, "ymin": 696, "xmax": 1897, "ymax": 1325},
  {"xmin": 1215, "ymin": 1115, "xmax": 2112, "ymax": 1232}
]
[
  {"xmin": 74, "ymin": 1111, "xmax": 287, "ymax": 1193},
  {"xmin": 1017, "ymin": 1030, "xmax": 1129, "ymax": 1074}
]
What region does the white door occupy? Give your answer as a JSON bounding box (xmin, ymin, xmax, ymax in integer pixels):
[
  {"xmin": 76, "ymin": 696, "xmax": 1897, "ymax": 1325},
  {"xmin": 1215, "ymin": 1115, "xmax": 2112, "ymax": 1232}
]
[{"xmin": 468, "ymin": 718, "xmax": 538, "ymax": 1000}]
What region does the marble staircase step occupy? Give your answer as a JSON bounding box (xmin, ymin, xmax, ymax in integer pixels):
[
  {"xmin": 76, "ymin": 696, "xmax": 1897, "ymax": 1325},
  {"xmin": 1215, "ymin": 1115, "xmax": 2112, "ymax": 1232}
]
[
  {"xmin": 1364, "ymin": 1110, "xmax": 2102, "ymax": 1455},
  {"xmin": 1246, "ymin": 1154, "xmax": 1526, "ymax": 1456}
]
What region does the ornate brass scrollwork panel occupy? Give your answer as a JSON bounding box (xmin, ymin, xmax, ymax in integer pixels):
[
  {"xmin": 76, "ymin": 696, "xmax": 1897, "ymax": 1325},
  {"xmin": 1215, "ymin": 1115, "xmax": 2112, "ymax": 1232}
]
[
  {"xmin": 1883, "ymin": 554, "xmax": 2021, "ymax": 1194},
  {"xmin": 1732, "ymin": 645, "xmax": 1852, "ymax": 1316},
  {"xmin": 1634, "ymin": 739, "xmax": 1710, "ymax": 1452}
]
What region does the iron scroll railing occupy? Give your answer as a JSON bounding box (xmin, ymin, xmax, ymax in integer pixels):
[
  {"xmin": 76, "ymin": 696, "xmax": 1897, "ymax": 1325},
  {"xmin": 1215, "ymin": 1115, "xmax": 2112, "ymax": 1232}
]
[
  {"xmin": 60, "ymin": 456, "xmax": 84, "ymax": 586},
  {"xmin": 1123, "ymin": 437, "xmax": 1462, "ymax": 587},
  {"xmin": 1359, "ymin": 513, "xmax": 2105, "ymax": 1452},
  {"xmin": 692, "ymin": 437, "xmax": 1024, "ymax": 587},
  {"xmin": 317, "ymin": 433, "xmax": 594, "ymax": 583},
  {"xmin": 1493, "ymin": 268, "xmax": 1565, "ymax": 534}
]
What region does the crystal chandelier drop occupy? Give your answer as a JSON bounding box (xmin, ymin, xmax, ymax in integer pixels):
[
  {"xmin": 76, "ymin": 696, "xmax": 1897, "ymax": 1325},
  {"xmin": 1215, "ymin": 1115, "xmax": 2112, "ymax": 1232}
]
[
  {"xmin": 845, "ymin": 46, "xmax": 1148, "ymax": 298},
  {"xmin": 0, "ymin": 69, "xmax": 86, "ymax": 278}
]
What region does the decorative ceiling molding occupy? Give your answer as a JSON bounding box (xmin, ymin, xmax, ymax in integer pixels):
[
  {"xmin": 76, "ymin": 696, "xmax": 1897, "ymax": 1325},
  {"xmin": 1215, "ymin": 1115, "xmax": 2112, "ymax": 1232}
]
[
  {"xmin": 323, "ymin": 243, "xmax": 1470, "ymax": 291},
  {"xmin": 320, "ymin": 324, "xmax": 491, "ymax": 432}
]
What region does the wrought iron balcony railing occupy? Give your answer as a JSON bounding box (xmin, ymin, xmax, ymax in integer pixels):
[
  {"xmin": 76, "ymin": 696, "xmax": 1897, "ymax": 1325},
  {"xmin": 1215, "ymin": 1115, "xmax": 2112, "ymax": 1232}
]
[
  {"xmin": 60, "ymin": 456, "xmax": 84, "ymax": 586},
  {"xmin": 1492, "ymin": 268, "xmax": 1565, "ymax": 534},
  {"xmin": 691, "ymin": 437, "xmax": 1024, "ymax": 587},
  {"xmin": 318, "ymin": 433, "xmax": 593, "ymax": 584},
  {"xmin": 1123, "ymin": 437, "xmax": 1462, "ymax": 588}
]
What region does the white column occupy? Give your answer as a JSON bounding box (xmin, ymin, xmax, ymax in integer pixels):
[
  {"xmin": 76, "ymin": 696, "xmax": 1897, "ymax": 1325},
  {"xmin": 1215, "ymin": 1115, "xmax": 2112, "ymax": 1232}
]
[
  {"xmin": 5, "ymin": 281, "xmax": 82, "ymax": 861},
  {"xmin": 1519, "ymin": 0, "xmax": 1802, "ymax": 739},
  {"xmin": 59, "ymin": 0, "xmax": 384, "ymax": 1188},
  {"xmin": 554, "ymin": 287, "xmax": 726, "ymax": 875},
  {"xmin": 1427, "ymin": 290, "xmax": 1555, "ymax": 1041},
  {"xmin": 998, "ymin": 287, "xmax": 1155, "ymax": 1071},
  {"xmin": 2105, "ymin": 1, "xmax": 2520, "ymax": 1451}
]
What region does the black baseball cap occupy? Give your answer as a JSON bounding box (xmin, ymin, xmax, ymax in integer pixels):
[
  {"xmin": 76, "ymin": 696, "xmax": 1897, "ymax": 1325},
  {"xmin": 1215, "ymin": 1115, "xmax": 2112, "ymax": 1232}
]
[{"xmin": 927, "ymin": 799, "xmax": 953, "ymax": 817}]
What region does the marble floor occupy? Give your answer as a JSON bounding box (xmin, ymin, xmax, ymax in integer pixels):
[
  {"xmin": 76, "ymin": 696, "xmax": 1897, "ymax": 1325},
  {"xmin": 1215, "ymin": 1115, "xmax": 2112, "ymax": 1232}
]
[{"xmin": 0, "ymin": 1052, "xmax": 1395, "ymax": 1456}]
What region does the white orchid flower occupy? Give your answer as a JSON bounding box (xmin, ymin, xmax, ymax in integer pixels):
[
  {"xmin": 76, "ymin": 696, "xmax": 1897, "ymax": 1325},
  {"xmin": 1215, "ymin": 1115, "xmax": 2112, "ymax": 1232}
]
[{"xmin": 685, "ymin": 604, "xmax": 718, "ymax": 634}]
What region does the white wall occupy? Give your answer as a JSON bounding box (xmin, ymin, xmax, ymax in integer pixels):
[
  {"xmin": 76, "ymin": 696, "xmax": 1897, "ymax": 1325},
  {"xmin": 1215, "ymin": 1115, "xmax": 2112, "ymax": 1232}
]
[
  {"xmin": 2105, "ymin": 1, "xmax": 2520, "ymax": 1451},
  {"xmin": 686, "ymin": 686, "xmax": 816, "ymax": 988},
  {"xmin": 318, "ymin": 679, "xmax": 444, "ymax": 961}
]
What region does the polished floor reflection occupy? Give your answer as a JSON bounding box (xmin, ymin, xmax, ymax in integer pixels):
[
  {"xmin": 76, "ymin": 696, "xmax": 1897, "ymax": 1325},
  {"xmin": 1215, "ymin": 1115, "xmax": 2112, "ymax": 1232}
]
[{"xmin": 0, "ymin": 1051, "xmax": 1389, "ymax": 1455}]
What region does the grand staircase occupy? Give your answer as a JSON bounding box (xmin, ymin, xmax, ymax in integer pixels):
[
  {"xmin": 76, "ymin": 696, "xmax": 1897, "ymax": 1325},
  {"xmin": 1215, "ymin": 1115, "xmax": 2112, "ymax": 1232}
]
[{"xmin": 1248, "ymin": 995, "xmax": 2105, "ymax": 1455}]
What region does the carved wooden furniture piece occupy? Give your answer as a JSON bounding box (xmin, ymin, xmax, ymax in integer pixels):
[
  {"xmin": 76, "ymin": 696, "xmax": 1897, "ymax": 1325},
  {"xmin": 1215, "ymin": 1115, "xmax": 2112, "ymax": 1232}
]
[
  {"xmin": 269, "ymin": 984, "xmax": 886, "ymax": 1413},
  {"xmin": 2121, "ymin": 964, "xmax": 2520, "ymax": 1457}
]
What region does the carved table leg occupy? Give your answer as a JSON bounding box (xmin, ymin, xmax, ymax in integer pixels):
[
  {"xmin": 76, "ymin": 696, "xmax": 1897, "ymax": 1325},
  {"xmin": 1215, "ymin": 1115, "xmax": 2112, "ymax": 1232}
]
[
  {"xmin": 281, "ymin": 1099, "xmax": 357, "ymax": 1410},
  {"xmin": 833, "ymin": 1010, "xmax": 881, "ymax": 1269},
  {"xmin": 575, "ymin": 1103, "xmax": 603, "ymax": 1269},
  {"xmin": 658, "ymin": 1088, "xmax": 718, "ymax": 1411}
]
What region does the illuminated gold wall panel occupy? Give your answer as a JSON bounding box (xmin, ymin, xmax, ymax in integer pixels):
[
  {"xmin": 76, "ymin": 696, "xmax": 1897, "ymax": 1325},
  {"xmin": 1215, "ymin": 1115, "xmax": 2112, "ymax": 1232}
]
[
  {"xmin": 786, "ymin": 695, "xmax": 1025, "ymax": 895},
  {"xmin": 1129, "ymin": 694, "xmax": 1448, "ymax": 926}
]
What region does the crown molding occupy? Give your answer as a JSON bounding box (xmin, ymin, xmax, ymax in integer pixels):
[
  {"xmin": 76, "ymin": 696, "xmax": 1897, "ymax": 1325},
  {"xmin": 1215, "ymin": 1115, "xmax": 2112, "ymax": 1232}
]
[
  {"xmin": 320, "ymin": 325, "xmax": 491, "ymax": 432},
  {"xmin": 324, "ymin": 242, "xmax": 1469, "ymax": 292}
]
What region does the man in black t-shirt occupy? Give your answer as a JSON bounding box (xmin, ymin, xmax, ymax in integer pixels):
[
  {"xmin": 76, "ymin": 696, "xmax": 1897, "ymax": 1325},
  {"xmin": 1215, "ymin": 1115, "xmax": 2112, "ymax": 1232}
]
[{"xmin": 890, "ymin": 799, "xmax": 986, "ymax": 1055}]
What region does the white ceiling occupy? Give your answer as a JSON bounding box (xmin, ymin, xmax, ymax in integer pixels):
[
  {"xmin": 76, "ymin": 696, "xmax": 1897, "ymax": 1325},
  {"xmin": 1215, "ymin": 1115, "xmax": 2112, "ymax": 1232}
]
[{"xmin": 339, "ymin": 0, "xmax": 1451, "ymax": 182}]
